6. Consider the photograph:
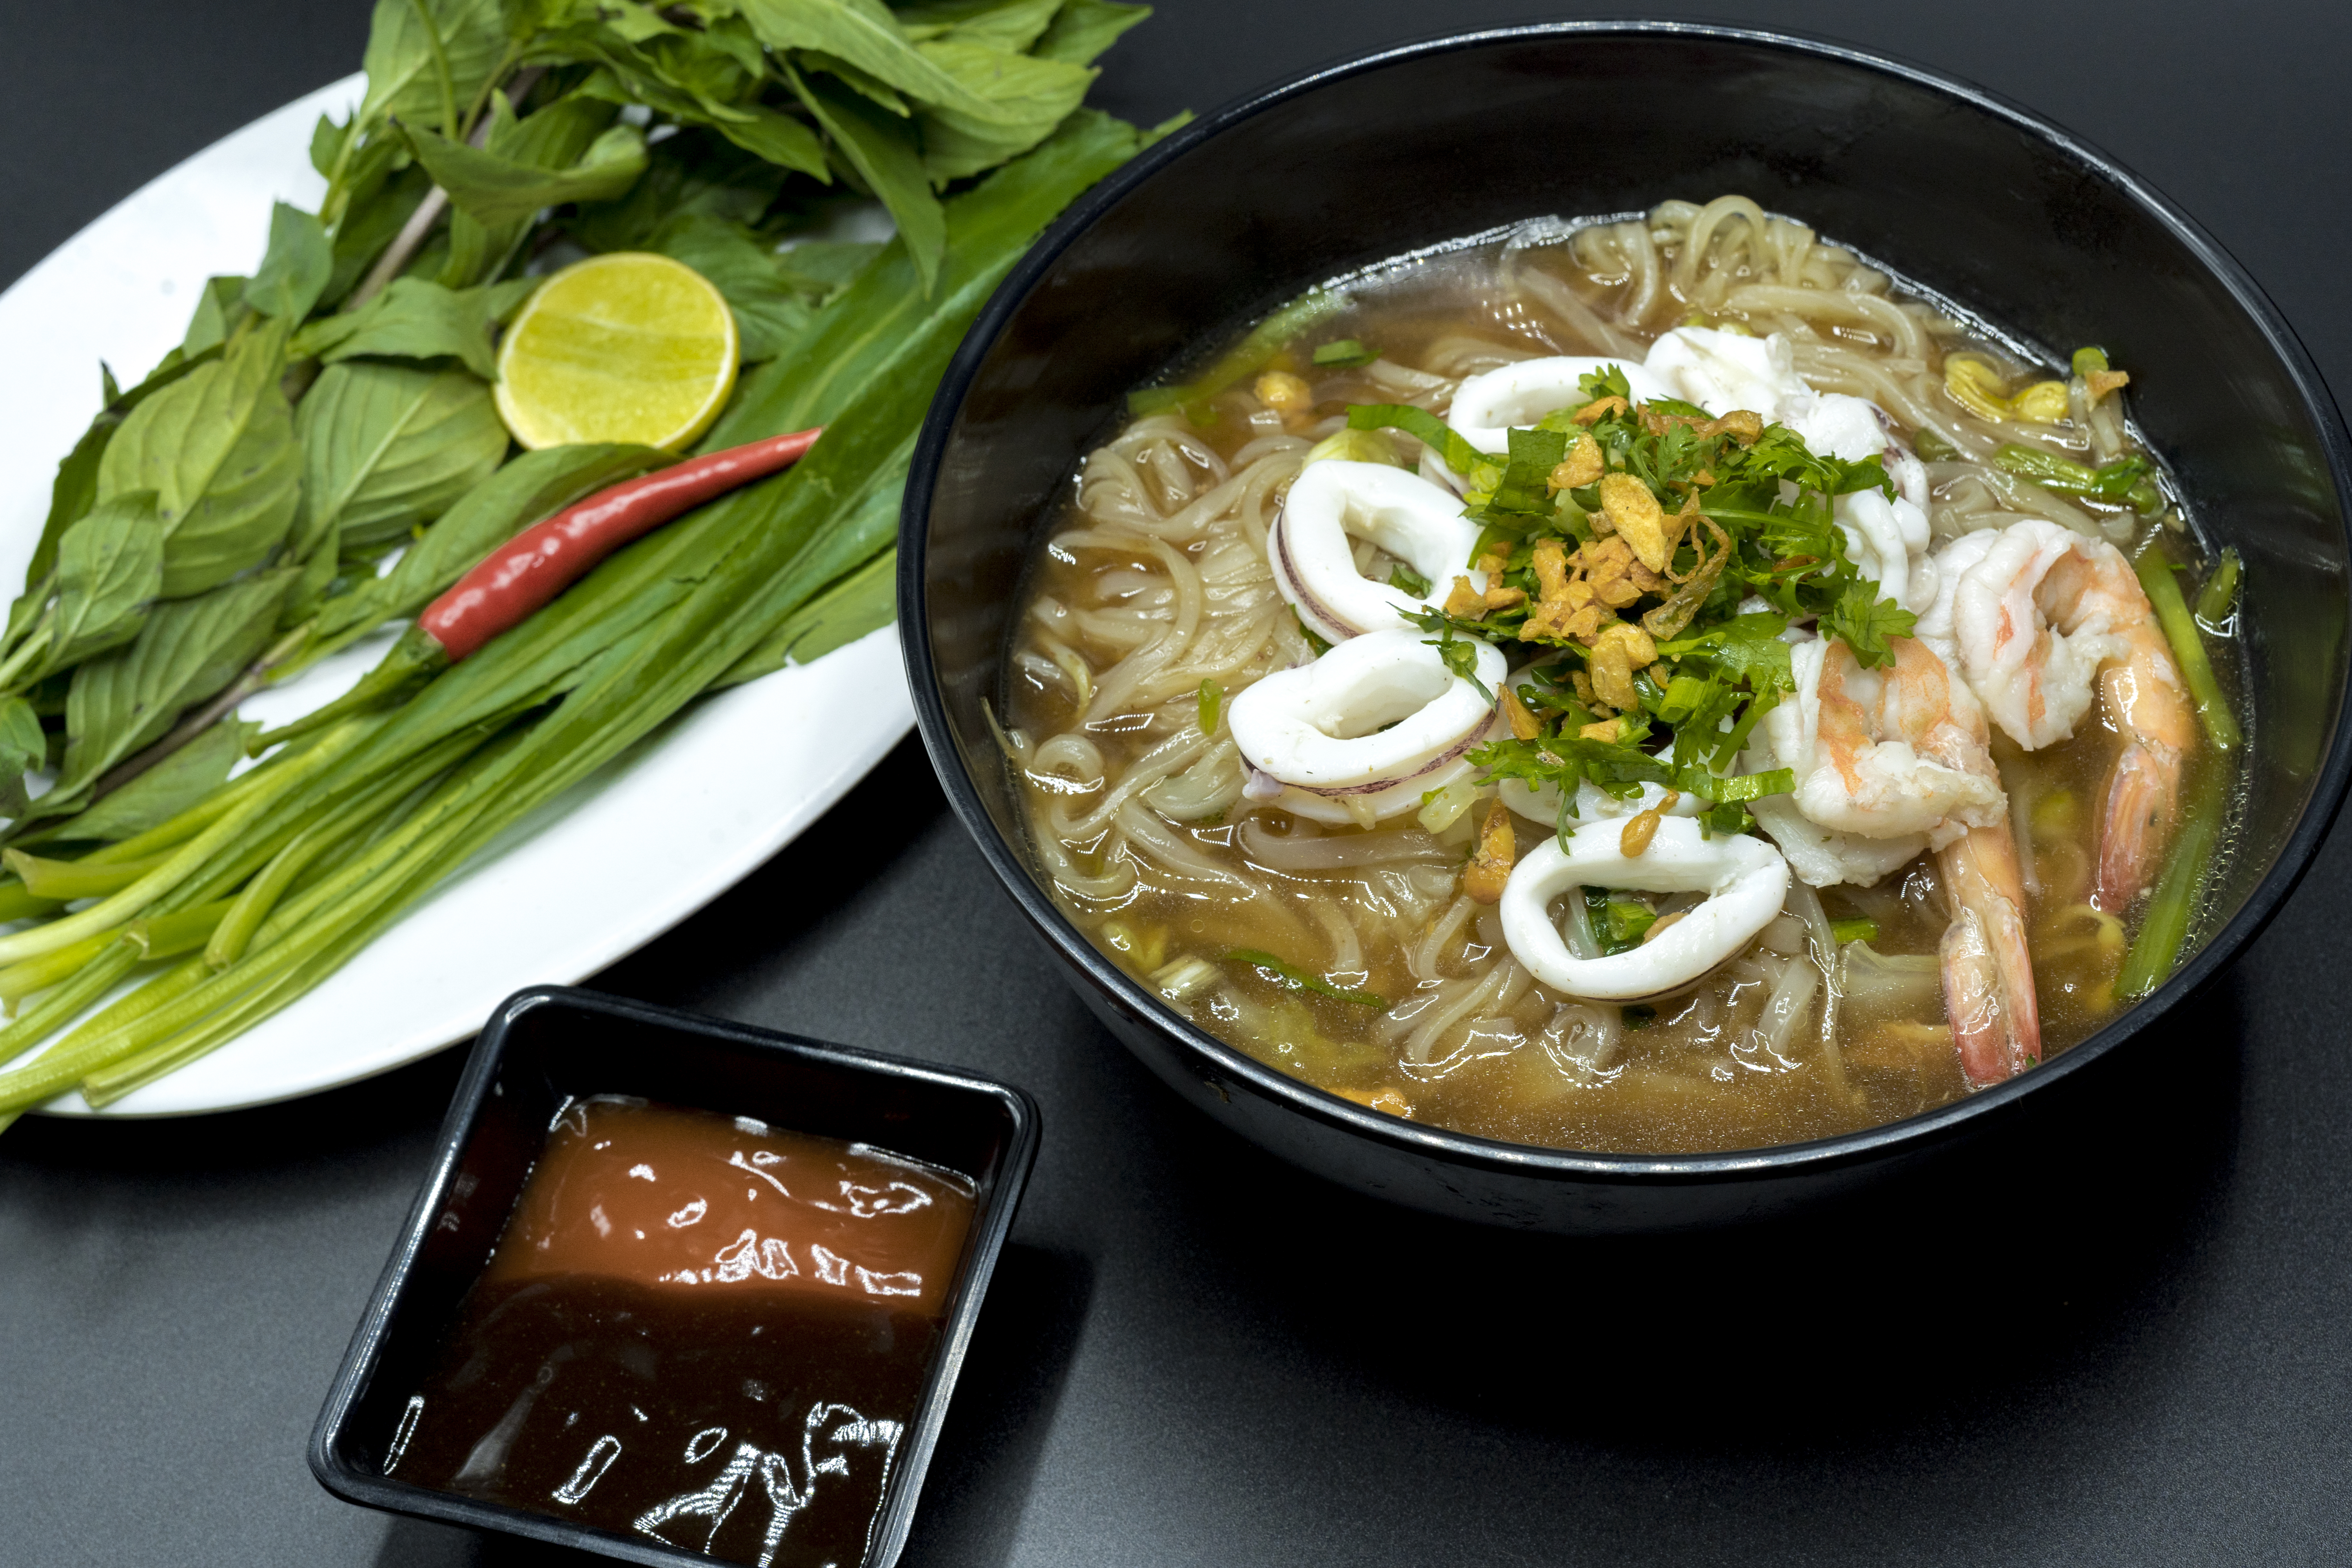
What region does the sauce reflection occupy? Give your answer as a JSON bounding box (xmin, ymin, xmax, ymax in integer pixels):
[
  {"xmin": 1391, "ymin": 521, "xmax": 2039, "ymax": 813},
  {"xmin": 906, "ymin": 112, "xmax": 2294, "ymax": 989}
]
[{"xmin": 391, "ymin": 1098, "xmax": 976, "ymax": 1568}]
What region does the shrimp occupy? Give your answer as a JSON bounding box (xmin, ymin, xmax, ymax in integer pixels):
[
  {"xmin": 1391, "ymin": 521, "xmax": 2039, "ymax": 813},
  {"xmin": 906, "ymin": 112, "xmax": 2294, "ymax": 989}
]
[
  {"xmin": 1938, "ymin": 519, "xmax": 2194, "ymax": 908},
  {"xmin": 1759, "ymin": 634, "xmax": 2040, "ymax": 1084}
]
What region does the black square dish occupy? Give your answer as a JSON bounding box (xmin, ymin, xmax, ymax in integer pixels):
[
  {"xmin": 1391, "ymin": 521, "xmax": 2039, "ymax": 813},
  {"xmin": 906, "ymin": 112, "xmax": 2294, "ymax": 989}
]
[{"xmin": 309, "ymin": 985, "xmax": 1040, "ymax": 1568}]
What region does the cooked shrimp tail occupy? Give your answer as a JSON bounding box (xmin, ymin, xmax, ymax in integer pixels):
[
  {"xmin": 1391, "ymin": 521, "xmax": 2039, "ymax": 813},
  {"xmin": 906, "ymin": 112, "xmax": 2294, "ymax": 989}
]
[
  {"xmin": 1936, "ymin": 818, "xmax": 2041, "ymax": 1086},
  {"xmin": 1940, "ymin": 519, "xmax": 2198, "ymax": 910},
  {"xmin": 2097, "ymin": 724, "xmax": 2184, "ymax": 910}
]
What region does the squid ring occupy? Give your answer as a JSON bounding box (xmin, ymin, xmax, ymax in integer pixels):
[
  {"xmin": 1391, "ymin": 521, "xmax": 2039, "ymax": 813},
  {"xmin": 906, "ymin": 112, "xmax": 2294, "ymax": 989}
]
[
  {"xmin": 1498, "ymin": 817, "xmax": 1791, "ymax": 1000},
  {"xmin": 1229, "ymin": 629, "xmax": 1506, "ymax": 824},
  {"xmin": 1449, "ymin": 356, "xmax": 1676, "ymax": 454},
  {"xmin": 1271, "ymin": 460, "xmax": 1486, "ymax": 643}
]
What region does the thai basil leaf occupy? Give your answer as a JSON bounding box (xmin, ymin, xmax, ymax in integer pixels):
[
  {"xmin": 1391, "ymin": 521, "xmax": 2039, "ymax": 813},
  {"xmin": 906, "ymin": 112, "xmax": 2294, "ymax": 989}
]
[
  {"xmin": 58, "ymin": 570, "xmax": 295, "ymax": 800},
  {"xmin": 734, "ymin": 0, "xmax": 996, "ymax": 115},
  {"xmin": 323, "ymin": 155, "xmax": 431, "ymax": 310},
  {"xmin": 21, "ymin": 337, "xmax": 235, "ymax": 610},
  {"xmin": 407, "ymin": 98, "xmax": 648, "ymax": 231},
  {"xmin": 39, "ymin": 718, "xmax": 256, "ymax": 845},
  {"xmin": 528, "ymin": 20, "xmax": 834, "ymax": 181},
  {"xmin": 646, "ymin": 213, "xmax": 823, "ymax": 362},
  {"xmin": 804, "ymin": 50, "xmax": 913, "ymax": 115},
  {"xmin": 243, "ymin": 202, "xmax": 334, "ymax": 322},
  {"xmin": 293, "ymin": 363, "xmax": 511, "ymax": 563},
  {"xmin": 713, "ymin": 107, "xmax": 833, "ymax": 179},
  {"xmin": 356, "ymin": 0, "xmax": 508, "ymax": 134},
  {"xmin": 293, "ymin": 276, "xmax": 537, "ymax": 379},
  {"xmin": 896, "ymin": 0, "xmax": 1063, "ymax": 51},
  {"xmin": 96, "ymin": 319, "xmax": 302, "ymax": 598},
  {"xmin": 566, "ymin": 124, "xmax": 792, "ymax": 252},
  {"xmin": 182, "ymin": 276, "xmax": 254, "ymax": 359},
  {"xmin": 45, "ymin": 492, "xmax": 166, "ymax": 675},
  {"xmin": 0, "ymin": 697, "xmax": 44, "ymax": 818},
  {"xmin": 312, "ymin": 442, "xmax": 669, "ymax": 645},
  {"xmin": 311, "ymin": 111, "xmax": 352, "ymax": 180},
  {"xmin": 1033, "ymin": 0, "xmax": 1151, "ymax": 65},
  {"xmin": 785, "ymin": 63, "xmax": 946, "ymax": 293},
  {"xmin": 914, "ymin": 39, "xmax": 1094, "ymax": 184}
]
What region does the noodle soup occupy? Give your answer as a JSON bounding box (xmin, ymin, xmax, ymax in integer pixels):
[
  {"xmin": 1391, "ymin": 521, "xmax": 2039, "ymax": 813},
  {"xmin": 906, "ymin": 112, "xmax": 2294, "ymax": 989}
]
[{"xmin": 998, "ymin": 198, "xmax": 2245, "ymax": 1155}]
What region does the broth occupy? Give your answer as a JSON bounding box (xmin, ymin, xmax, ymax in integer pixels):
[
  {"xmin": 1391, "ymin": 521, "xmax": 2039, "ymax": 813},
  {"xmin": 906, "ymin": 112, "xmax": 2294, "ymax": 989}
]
[{"xmin": 1001, "ymin": 198, "xmax": 2246, "ymax": 1155}]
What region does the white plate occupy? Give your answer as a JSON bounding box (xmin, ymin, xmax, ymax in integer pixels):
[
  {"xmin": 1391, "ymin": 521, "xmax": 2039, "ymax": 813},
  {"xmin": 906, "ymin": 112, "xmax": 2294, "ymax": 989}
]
[{"xmin": 0, "ymin": 76, "xmax": 914, "ymax": 1115}]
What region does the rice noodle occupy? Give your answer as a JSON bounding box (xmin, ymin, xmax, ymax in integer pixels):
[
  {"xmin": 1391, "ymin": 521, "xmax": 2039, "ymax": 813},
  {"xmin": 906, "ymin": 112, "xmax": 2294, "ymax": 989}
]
[
  {"xmin": 1410, "ymin": 894, "xmax": 1478, "ymax": 985},
  {"xmin": 1236, "ymin": 817, "xmax": 1452, "ymax": 872}
]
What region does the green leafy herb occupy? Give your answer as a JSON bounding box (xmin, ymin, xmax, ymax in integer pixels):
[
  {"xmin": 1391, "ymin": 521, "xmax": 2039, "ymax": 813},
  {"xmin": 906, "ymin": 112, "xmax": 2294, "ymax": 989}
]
[
  {"xmin": 355, "ymin": 0, "xmax": 507, "ymax": 136},
  {"xmin": 1993, "ymin": 443, "xmax": 2159, "ymax": 512},
  {"xmin": 734, "ymin": 0, "xmax": 1000, "ymax": 118},
  {"xmin": 310, "ymin": 442, "xmax": 670, "ymax": 653},
  {"xmin": 96, "ymin": 319, "xmax": 301, "ymax": 598},
  {"xmin": 1386, "ymin": 563, "xmax": 1431, "ymax": 598},
  {"xmin": 716, "ymin": 546, "xmax": 898, "ymax": 682},
  {"xmin": 783, "ymin": 61, "xmax": 947, "ymax": 294},
  {"xmin": 44, "ymin": 492, "xmax": 167, "ymax": 676},
  {"xmin": 1225, "ymin": 947, "xmax": 1388, "ymax": 1009},
  {"xmin": 292, "ymin": 362, "xmax": 510, "ymax": 563},
  {"xmin": 645, "ymin": 212, "xmax": 830, "ymax": 362},
  {"xmin": 1463, "ymin": 424, "xmax": 1566, "ymax": 535},
  {"xmin": 243, "ymin": 203, "xmax": 333, "ymax": 322},
  {"xmin": 1293, "ymin": 609, "xmax": 1332, "ymax": 657},
  {"xmin": 1033, "ymin": 0, "xmax": 1151, "ymax": 64},
  {"xmin": 36, "ymin": 720, "xmax": 256, "ymax": 846},
  {"xmin": 1345, "ymin": 401, "xmax": 1488, "ymax": 482},
  {"xmin": 407, "ymin": 97, "xmax": 650, "ymax": 232},
  {"xmin": 1911, "ymin": 426, "xmax": 1958, "ymax": 462},
  {"xmin": 1402, "ymin": 605, "xmax": 1492, "ymax": 700},
  {"xmin": 56, "ymin": 570, "xmax": 296, "ymax": 804},
  {"xmin": 912, "ymin": 38, "xmax": 1096, "ymax": 186},
  {"xmin": 292, "ymin": 276, "xmax": 537, "ymax": 379},
  {"xmin": 1584, "ymin": 886, "xmax": 1655, "ymax": 955},
  {"xmin": 1820, "ymin": 579, "xmax": 1918, "ymax": 670},
  {"xmin": 1312, "ymin": 338, "xmax": 1376, "ymax": 368}
]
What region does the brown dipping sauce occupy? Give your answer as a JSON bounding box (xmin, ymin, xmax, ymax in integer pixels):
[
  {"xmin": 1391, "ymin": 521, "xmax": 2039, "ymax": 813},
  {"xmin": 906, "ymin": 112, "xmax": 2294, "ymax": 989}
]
[{"xmin": 388, "ymin": 1097, "xmax": 977, "ymax": 1567}]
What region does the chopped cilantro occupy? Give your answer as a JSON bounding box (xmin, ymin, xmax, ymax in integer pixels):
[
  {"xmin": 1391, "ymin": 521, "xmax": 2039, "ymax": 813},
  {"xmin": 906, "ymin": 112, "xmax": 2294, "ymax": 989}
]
[
  {"xmin": 1387, "ymin": 563, "xmax": 1431, "ymax": 597},
  {"xmin": 1294, "ymin": 609, "xmax": 1333, "ymax": 657},
  {"xmin": 1402, "ymin": 605, "xmax": 1492, "ymax": 700}
]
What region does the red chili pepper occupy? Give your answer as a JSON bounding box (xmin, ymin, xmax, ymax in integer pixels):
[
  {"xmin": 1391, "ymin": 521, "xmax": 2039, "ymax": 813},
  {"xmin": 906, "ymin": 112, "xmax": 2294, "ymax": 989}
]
[{"xmin": 419, "ymin": 426, "xmax": 823, "ymax": 662}]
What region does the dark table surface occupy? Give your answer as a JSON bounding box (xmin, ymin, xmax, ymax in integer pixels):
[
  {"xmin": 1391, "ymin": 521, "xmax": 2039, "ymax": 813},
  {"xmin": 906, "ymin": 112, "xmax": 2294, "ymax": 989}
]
[{"xmin": 5, "ymin": 3, "xmax": 2350, "ymax": 1564}]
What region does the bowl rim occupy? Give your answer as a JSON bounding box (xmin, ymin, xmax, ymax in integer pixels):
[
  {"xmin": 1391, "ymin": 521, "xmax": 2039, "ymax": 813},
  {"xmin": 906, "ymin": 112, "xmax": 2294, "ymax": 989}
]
[{"xmin": 899, "ymin": 18, "xmax": 2352, "ymax": 1185}]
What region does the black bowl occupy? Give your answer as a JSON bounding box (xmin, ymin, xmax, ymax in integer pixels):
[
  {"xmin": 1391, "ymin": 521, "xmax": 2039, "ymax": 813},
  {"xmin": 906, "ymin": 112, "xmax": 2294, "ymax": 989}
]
[{"xmin": 898, "ymin": 23, "xmax": 2352, "ymax": 1232}]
